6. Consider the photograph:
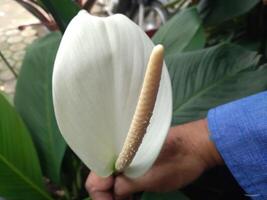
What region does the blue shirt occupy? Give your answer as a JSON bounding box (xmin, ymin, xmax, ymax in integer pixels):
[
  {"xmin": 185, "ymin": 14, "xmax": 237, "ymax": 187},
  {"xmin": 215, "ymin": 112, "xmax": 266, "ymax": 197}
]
[{"xmin": 208, "ymin": 91, "xmax": 267, "ymax": 199}]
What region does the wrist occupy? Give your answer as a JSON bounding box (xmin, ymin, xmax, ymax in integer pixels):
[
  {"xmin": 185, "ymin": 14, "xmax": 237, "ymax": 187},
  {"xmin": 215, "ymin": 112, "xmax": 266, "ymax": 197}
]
[
  {"xmin": 183, "ymin": 119, "xmax": 223, "ymax": 170},
  {"xmin": 197, "ymin": 119, "xmax": 223, "ymax": 169},
  {"xmin": 172, "ymin": 119, "xmax": 223, "ymax": 171}
]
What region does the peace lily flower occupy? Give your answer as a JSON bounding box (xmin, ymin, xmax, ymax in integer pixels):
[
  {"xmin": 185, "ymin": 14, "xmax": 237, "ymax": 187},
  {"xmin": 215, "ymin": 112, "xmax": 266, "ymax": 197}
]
[{"xmin": 52, "ymin": 10, "xmax": 172, "ymax": 178}]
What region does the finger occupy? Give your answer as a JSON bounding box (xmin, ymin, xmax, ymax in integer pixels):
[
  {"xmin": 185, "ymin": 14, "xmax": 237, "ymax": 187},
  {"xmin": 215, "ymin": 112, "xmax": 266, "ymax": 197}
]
[
  {"xmin": 86, "ymin": 172, "xmax": 114, "ymax": 200},
  {"xmin": 114, "ymin": 175, "xmax": 146, "ymax": 199},
  {"xmin": 90, "ymin": 191, "xmax": 113, "ymax": 200}
]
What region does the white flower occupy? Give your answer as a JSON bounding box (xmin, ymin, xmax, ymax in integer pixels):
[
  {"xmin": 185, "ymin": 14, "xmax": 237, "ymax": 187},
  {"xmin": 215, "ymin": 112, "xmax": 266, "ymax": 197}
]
[{"xmin": 52, "ymin": 10, "xmax": 172, "ymax": 178}]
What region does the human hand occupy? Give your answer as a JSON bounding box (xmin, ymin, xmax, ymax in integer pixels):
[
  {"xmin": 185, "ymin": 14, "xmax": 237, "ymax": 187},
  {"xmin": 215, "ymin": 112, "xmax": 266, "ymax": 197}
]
[{"xmin": 85, "ymin": 119, "xmax": 223, "ymax": 200}]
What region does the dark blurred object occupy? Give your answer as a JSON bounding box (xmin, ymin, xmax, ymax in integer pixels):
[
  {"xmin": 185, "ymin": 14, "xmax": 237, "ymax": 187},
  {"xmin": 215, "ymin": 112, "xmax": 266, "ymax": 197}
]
[
  {"xmin": 15, "ymin": 0, "xmax": 96, "ymax": 32},
  {"xmin": 106, "ymin": 0, "xmax": 170, "ymax": 31},
  {"xmin": 15, "ymin": 0, "xmax": 57, "ymax": 31},
  {"xmin": 182, "ymin": 166, "xmax": 250, "ymax": 200},
  {"xmin": 109, "ymin": 0, "xmax": 199, "ymax": 32}
]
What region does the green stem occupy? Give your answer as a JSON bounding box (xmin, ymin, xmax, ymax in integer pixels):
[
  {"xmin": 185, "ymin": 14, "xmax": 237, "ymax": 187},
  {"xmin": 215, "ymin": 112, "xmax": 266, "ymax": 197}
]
[
  {"xmin": 177, "ymin": 0, "xmax": 188, "ymax": 9},
  {"xmin": 75, "ymin": 164, "xmax": 82, "ymax": 190},
  {"xmin": 164, "ymin": 0, "xmax": 183, "ymax": 8},
  {"xmin": 0, "ymin": 50, "xmax": 18, "ymax": 78},
  {"xmin": 62, "ymin": 186, "xmax": 71, "ymax": 200}
]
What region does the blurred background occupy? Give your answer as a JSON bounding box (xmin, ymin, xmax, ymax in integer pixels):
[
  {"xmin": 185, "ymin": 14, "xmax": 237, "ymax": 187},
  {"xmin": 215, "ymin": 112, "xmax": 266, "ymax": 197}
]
[
  {"xmin": 0, "ymin": 0, "xmax": 40, "ymax": 100},
  {"xmin": 0, "ymin": 0, "xmax": 179, "ymax": 100}
]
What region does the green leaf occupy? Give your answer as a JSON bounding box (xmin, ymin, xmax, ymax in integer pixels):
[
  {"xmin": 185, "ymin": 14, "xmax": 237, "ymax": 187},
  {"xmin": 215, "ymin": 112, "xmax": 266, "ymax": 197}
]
[
  {"xmin": 166, "ymin": 43, "xmax": 267, "ymax": 125},
  {"xmin": 152, "ymin": 7, "xmax": 205, "ymax": 55},
  {"xmin": 235, "ymin": 38, "xmax": 261, "ymax": 51},
  {"xmin": 0, "ymin": 93, "xmax": 52, "ymax": 200},
  {"xmin": 141, "ymin": 191, "xmax": 189, "ymax": 200},
  {"xmin": 82, "ymin": 198, "xmax": 91, "ymax": 200},
  {"xmin": 39, "ymin": 0, "xmax": 80, "ymax": 32},
  {"xmin": 14, "ymin": 32, "xmax": 66, "ymax": 184},
  {"xmin": 198, "ymin": 0, "xmax": 260, "ymax": 26}
]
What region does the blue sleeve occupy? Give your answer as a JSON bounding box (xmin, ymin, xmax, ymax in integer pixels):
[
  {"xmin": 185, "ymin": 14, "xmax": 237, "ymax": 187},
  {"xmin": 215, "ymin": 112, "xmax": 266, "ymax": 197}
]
[{"xmin": 207, "ymin": 91, "xmax": 267, "ymax": 199}]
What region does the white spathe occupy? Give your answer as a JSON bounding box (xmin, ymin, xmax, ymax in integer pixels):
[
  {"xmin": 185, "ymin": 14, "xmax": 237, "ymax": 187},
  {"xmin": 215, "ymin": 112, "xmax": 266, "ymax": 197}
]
[{"xmin": 52, "ymin": 10, "xmax": 172, "ymax": 178}]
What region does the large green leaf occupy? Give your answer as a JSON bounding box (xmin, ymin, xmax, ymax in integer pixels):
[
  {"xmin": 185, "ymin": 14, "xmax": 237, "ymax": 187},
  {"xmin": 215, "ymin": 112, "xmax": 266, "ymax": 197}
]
[
  {"xmin": 141, "ymin": 191, "xmax": 189, "ymax": 200},
  {"xmin": 152, "ymin": 7, "xmax": 205, "ymax": 55},
  {"xmin": 166, "ymin": 43, "xmax": 267, "ymax": 125},
  {"xmin": 14, "ymin": 32, "xmax": 66, "ymax": 184},
  {"xmin": 0, "ymin": 93, "xmax": 52, "ymax": 200},
  {"xmin": 39, "ymin": 0, "xmax": 80, "ymax": 32},
  {"xmin": 198, "ymin": 0, "xmax": 260, "ymax": 26}
]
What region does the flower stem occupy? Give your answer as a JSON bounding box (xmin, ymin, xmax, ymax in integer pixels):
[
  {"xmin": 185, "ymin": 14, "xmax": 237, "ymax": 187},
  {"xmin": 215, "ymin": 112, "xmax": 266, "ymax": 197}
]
[{"xmin": 0, "ymin": 50, "xmax": 18, "ymax": 78}]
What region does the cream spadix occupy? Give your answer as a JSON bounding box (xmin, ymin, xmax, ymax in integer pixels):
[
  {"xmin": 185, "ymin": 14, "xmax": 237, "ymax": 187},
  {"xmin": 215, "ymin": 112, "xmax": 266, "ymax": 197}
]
[
  {"xmin": 115, "ymin": 45, "xmax": 164, "ymax": 172},
  {"xmin": 52, "ymin": 10, "xmax": 172, "ymax": 178}
]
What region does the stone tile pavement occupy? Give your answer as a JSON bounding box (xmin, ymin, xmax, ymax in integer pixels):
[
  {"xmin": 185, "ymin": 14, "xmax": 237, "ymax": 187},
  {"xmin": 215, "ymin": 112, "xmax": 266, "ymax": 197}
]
[
  {"xmin": 0, "ymin": 0, "xmax": 45, "ymax": 101},
  {"xmin": 0, "ymin": 0, "xmax": 104, "ymax": 101}
]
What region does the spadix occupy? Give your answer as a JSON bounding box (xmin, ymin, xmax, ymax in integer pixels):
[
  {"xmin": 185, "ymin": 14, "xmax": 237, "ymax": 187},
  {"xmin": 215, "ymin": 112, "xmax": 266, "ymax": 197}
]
[{"xmin": 52, "ymin": 10, "xmax": 172, "ymax": 178}]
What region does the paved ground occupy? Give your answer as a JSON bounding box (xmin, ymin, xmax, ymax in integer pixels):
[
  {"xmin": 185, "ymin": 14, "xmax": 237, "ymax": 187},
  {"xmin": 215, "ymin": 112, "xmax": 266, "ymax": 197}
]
[
  {"xmin": 0, "ymin": 0, "xmax": 42, "ymax": 101},
  {"xmin": 0, "ymin": 0, "xmax": 105, "ymax": 101},
  {"xmin": 0, "ymin": 4, "xmax": 43, "ymax": 199}
]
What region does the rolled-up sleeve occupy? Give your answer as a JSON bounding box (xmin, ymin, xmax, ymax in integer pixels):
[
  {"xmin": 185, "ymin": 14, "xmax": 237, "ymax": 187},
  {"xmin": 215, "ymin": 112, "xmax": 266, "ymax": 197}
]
[{"xmin": 207, "ymin": 91, "xmax": 267, "ymax": 199}]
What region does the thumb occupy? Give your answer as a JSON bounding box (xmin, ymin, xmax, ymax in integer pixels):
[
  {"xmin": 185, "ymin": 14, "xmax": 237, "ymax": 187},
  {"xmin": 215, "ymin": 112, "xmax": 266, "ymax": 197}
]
[{"xmin": 114, "ymin": 175, "xmax": 145, "ymax": 198}]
